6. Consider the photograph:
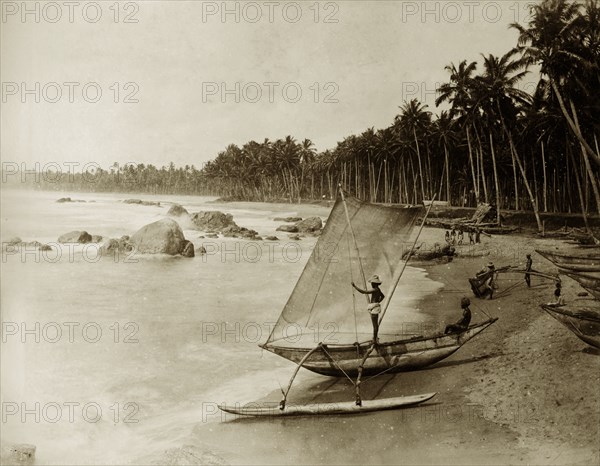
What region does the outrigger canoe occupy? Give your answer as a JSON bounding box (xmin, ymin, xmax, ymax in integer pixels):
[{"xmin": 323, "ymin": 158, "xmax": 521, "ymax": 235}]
[
  {"xmin": 563, "ymin": 271, "xmax": 600, "ymax": 300},
  {"xmin": 536, "ymin": 249, "xmax": 600, "ymax": 273},
  {"xmin": 261, "ymin": 319, "xmax": 497, "ymax": 377},
  {"xmin": 540, "ymin": 304, "xmax": 600, "ymax": 348}
]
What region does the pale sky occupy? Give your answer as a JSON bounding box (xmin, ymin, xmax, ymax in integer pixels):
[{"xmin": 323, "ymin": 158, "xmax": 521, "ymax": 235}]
[{"xmin": 1, "ymin": 0, "xmax": 536, "ymax": 169}]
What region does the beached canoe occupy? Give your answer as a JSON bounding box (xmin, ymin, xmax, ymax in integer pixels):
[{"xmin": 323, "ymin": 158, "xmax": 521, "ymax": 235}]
[
  {"xmin": 261, "ymin": 319, "xmax": 497, "ymax": 377},
  {"xmin": 563, "ymin": 271, "xmax": 600, "ymax": 300},
  {"xmin": 540, "ymin": 304, "xmax": 600, "ymax": 348},
  {"xmin": 535, "ymin": 249, "xmax": 600, "ymax": 272},
  {"xmin": 218, "ymin": 393, "xmax": 437, "ymax": 416}
]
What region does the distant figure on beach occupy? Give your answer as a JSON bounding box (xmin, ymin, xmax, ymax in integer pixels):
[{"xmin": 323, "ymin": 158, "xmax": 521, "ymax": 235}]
[
  {"xmin": 445, "ymin": 297, "xmax": 472, "ymax": 334},
  {"xmin": 352, "ymin": 274, "xmax": 384, "ymax": 343},
  {"xmin": 468, "ymin": 230, "xmax": 475, "ymax": 244},
  {"xmin": 524, "ymin": 254, "xmax": 533, "ymax": 288},
  {"xmin": 475, "ymin": 228, "xmax": 481, "ymax": 244},
  {"xmin": 547, "ymin": 282, "xmax": 565, "ymax": 306},
  {"xmin": 445, "ymin": 230, "xmax": 450, "ymax": 243},
  {"xmin": 458, "ymin": 230, "xmax": 464, "ymax": 245},
  {"xmin": 477, "ymin": 261, "xmax": 496, "ymax": 299}
]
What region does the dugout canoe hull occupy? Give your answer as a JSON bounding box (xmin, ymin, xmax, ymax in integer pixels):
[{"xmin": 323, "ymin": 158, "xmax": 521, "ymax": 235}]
[
  {"xmin": 540, "ymin": 304, "xmax": 600, "ymax": 349},
  {"xmin": 261, "ymin": 319, "xmax": 498, "ymax": 377}
]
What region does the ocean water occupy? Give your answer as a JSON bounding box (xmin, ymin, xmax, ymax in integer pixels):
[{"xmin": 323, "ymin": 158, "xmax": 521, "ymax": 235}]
[{"xmin": 0, "ymin": 189, "xmax": 443, "ymax": 464}]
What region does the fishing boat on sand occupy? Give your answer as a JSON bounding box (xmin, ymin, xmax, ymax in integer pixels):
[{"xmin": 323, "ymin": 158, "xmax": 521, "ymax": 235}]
[
  {"xmin": 220, "ymin": 190, "xmax": 497, "ymax": 416},
  {"xmin": 563, "ymin": 271, "xmax": 600, "ymax": 300},
  {"xmin": 539, "ymin": 304, "xmax": 600, "ymax": 348},
  {"xmin": 535, "ymin": 249, "xmax": 600, "ymax": 273}
]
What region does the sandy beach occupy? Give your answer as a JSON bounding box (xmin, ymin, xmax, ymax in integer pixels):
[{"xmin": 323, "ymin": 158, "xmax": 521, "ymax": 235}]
[{"xmin": 173, "ymin": 226, "xmax": 600, "ymax": 466}]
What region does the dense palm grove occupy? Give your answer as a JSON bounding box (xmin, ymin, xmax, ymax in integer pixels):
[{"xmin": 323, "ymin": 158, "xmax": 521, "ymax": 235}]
[{"xmin": 12, "ymin": 0, "xmax": 600, "ymax": 229}]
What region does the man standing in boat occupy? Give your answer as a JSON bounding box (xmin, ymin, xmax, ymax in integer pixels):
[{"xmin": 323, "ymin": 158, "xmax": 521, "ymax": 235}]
[{"xmin": 352, "ymin": 275, "xmax": 384, "ymax": 343}]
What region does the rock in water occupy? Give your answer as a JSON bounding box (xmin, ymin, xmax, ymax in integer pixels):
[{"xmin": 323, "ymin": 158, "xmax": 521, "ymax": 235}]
[
  {"xmin": 91, "ymin": 235, "xmax": 104, "ymax": 243},
  {"xmin": 130, "ymin": 219, "xmax": 186, "ymax": 255},
  {"xmin": 196, "ymin": 245, "xmax": 207, "ymax": 255},
  {"xmin": 273, "ymin": 216, "xmax": 302, "ymax": 222},
  {"xmin": 190, "ymin": 211, "xmax": 236, "ymax": 232},
  {"xmin": 1, "ymin": 443, "xmax": 36, "ymax": 465},
  {"xmin": 56, "ymin": 197, "xmax": 72, "ymax": 203},
  {"xmin": 6, "ymin": 237, "xmax": 22, "ymax": 245},
  {"xmin": 58, "ymin": 231, "xmax": 92, "ymax": 243},
  {"xmin": 295, "ymin": 217, "xmax": 322, "ymax": 233},
  {"xmin": 123, "ymin": 199, "xmax": 161, "ymax": 206},
  {"xmin": 276, "ymin": 225, "xmax": 298, "ymax": 233},
  {"xmin": 265, "ymin": 236, "xmax": 278, "ymax": 241},
  {"xmin": 100, "ymin": 237, "xmax": 133, "ymax": 256},
  {"xmin": 167, "ymin": 204, "xmax": 189, "ymax": 217},
  {"xmin": 181, "ymin": 240, "xmax": 195, "ymax": 258}
]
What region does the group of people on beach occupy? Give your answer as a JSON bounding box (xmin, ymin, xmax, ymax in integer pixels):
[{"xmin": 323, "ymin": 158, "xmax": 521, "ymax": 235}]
[
  {"xmin": 353, "ymin": 251, "xmax": 564, "ymax": 343},
  {"xmin": 445, "ymin": 228, "xmax": 481, "ymax": 245}
]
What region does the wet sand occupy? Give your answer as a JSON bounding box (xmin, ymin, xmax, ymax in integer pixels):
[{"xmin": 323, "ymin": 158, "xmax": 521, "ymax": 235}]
[{"xmin": 158, "ymin": 228, "xmax": 599, "ymax": 465}]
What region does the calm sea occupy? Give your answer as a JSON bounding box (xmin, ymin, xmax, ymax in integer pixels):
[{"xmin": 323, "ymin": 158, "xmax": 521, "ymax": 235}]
[{"xmin": 1, "ymin": 189, "xmax": 442, "ymax": 464}]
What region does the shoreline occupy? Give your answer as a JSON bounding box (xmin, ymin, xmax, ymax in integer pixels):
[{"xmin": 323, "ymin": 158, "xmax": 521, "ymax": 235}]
[{"xmin": 156, "ymin": 229, "xmax": 599, "ymax": 465}]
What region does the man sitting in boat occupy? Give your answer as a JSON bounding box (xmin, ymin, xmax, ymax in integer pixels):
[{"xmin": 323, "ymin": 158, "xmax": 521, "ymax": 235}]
[
  {"xmin": 352, "ymin": 275, "xmax": 384, "ymax": 343},
  {"xmin": 444, "ymin": 297, "xmax": 472, "ymax": 334}
]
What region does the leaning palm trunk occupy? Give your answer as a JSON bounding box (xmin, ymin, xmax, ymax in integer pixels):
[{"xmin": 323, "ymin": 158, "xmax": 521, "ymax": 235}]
[
  {"xmin": 570, "ymin": 101, "xmax": 600, "ymax": 215},
  {"xmin": 499, "ymin": 109, "xmax": 543, "ymax": 232},
  {"xmin": 550, "ymin": 79, "xmax": 600, "ymax": 168},
  {"xmin": 466, "ymin": 126, "xmax": 479, "ymax": 204},
  {"xmin": 568, "ymin": 144, "xmax": 591, "ymax": 233}
]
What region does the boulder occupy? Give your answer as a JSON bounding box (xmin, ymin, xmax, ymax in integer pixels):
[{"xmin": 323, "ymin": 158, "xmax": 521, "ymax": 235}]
[
  {"xmin": 1, "ymin": 443, "xmax": 36, "ymax": 465},
  {"xmin": 39, "ymin": 244, "xmax": 53, "ymax": 251},
  {"xmin": 91, "ymin": 235, "xmax": 104, "ymax": 243},
  {"xmin": 276, "ymin": 225, "xmax": 298, "ymax": 233},
  {"xmin": 273, "ymin": 216, "xmax": 302, "ymax": 222},
  {"xmin": 6, "ymin": 237, "xmax": 22, "ymax": 245},
  {"xmin": 288, "ymin": 234, "xmax": 301, "ymax": 241},
  {"xmin": 196, "ymin": 246, "xmax": 207, "ymax": 255},
  {"xmin": 167, "ymin": 204, "xmax": 189, "ymax": 217},
  {"xmin": 181, "ymin": 240, "xmax": 195, "ymax": 258},
  {"xmin": 222, "ymin": 225, "xmax": 259, "ymax": 239},
  {"xmin": 100, "ymin": 238, "xmax": 133, "ymax": 256},
  {"xmin": 56, "ymin": 197, "xmax": 72, "ymax": 203},
  {"xmin": 123, "ymin": 199, "xmax": 161, "ymax": 206},
  {"xmin": 265, "ymin": 236, "xmax": 279, "ymax": 241},
  {"xmin": 295, "ymin": 217, "xmax": 322, "ymax": 233},
  {"xmin": 58, "ymin": 231, "xmax": 92, "ymax": 243},
  {"xmin": 206, "ymin": 233, "xmax": 219, "ymax": 239},
  {"xmin": 130, "ymin": 219, "xmax": 187, "ymax": 255},
  {"xmin": 190, "ymin": 211, "xmax": 236, "ymax": 232}
]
